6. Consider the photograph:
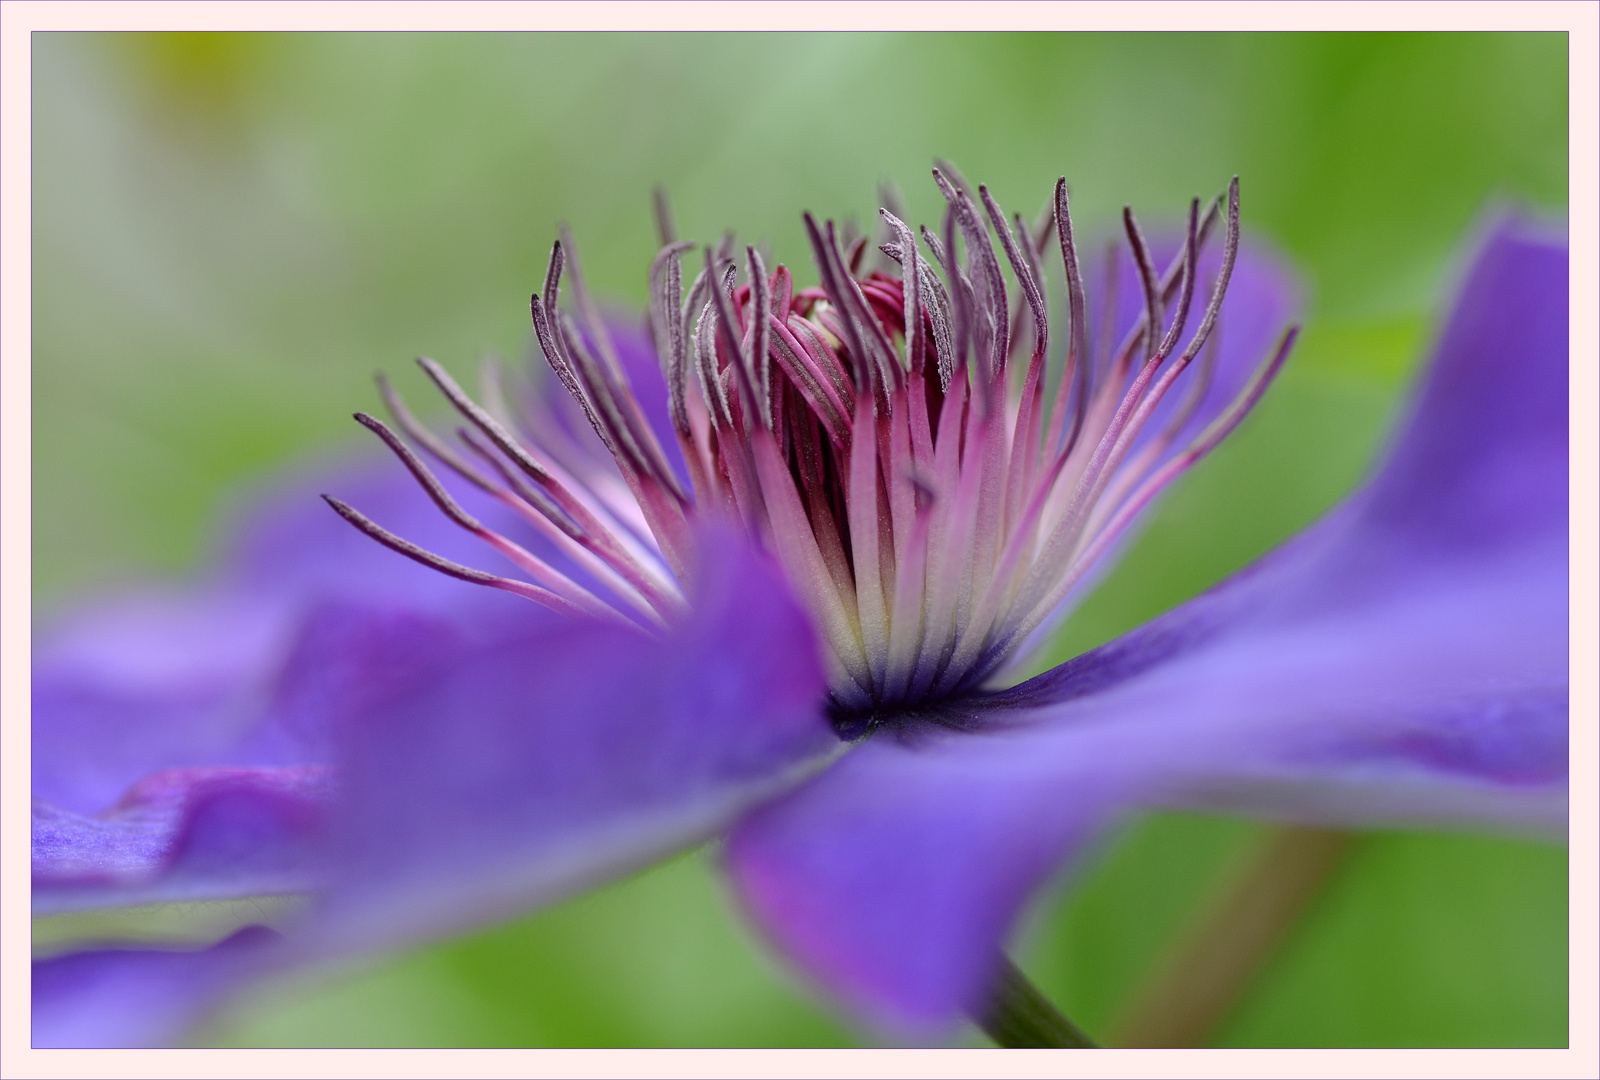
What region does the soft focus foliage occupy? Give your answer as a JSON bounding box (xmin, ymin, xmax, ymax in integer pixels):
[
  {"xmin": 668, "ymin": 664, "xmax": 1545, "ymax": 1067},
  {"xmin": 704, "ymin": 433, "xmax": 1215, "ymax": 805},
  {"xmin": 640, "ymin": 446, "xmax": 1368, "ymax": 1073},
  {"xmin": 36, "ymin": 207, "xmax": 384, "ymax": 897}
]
[{"xmin": 33, "ymin": 32, "xmax": 1567, "ymax": 1046}]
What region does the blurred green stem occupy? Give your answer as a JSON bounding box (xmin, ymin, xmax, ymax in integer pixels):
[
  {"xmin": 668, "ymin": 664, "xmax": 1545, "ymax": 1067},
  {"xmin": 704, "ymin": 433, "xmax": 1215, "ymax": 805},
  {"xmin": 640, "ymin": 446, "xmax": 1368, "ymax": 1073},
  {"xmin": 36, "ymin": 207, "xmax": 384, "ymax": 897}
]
[
  {"xmin": 977, "ymin": 958, "xmax": 1099, "ymax": 1048},
  {"xmin": 1108, "ymin": 825, "xmax": 1356, "ymax": 1047}
]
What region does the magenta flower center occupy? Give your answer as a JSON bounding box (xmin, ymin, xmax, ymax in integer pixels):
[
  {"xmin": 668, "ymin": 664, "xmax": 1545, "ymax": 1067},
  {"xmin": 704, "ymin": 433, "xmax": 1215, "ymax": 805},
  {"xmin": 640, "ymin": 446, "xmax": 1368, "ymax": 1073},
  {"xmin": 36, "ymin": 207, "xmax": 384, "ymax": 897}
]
[{"xmin": 328, "ymin": 170, "xmax": 1295, "ymax": 726}]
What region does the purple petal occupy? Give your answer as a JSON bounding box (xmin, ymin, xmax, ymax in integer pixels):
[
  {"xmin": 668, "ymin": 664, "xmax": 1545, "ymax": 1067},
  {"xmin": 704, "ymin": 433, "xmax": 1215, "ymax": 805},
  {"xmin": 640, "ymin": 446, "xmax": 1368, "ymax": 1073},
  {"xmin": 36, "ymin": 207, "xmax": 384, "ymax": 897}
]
[
  {"xmin": 33, "ymin": 445, "xmax": 571, "ymax": 921},
  {"xmin": 726, "ymin": 220, "xmax": 1567, "ymax": 1034},
  {"xmin": 728, "ymin": 731, "xmax": 1131, "ymax": 1034},
  {"xmin": 33, "ymin": 766, "xmax": 332, "ymax": 915},
  {"xmin": 33, "ymin": 455, "xmax": 552, "ymax": 814},
  {"xmin": 33, "ymin": 597, "xmax": 503, "ymax": 917},
  {"xmin": 32, "ymin": 591, "xmax": 294, "ymax": 814},
  {"xmin": 1352, "ymin": 223, "xmax": 1566, "ymax": 551},
  {"xmin": 291, "ymin": 525, "xmax": 832, "ymax": 961},
  {"xmin": 33, "ymin": 926, "xmax": 283, "ymax": 1048}
]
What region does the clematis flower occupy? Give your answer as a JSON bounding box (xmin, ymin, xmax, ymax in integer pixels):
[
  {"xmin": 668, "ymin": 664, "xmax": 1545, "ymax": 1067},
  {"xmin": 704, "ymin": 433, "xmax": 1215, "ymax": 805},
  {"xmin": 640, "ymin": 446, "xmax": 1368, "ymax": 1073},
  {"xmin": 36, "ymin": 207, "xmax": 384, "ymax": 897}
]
[{"xmin": 32, "ymin": 166, "xmax": 1566, "ymax": 1048}]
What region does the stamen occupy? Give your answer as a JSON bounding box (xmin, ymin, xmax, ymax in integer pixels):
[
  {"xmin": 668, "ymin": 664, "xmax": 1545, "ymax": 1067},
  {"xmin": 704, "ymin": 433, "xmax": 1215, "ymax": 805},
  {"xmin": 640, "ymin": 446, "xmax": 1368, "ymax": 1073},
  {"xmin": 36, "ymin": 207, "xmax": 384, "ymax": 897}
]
[
  {"xmin": 692, "ymin": 265, "xmax": 736, "ymax": 428},
  {"xmin": 997, "ymin": 324, "xmax": 1298, "ymax": 659},
  {"xmin": 979, "ymin": 184, "xmax": 1049, "ymax": 534},
  {"xmin": 808, "ymin": 215, "xmax": 899, "ymax": 404},
  {"xmin": 477, "ymin": 356, "xmax": 517, "ymax": 430},
  {"xmin": 846, "ymin": 392, "xmax": 889, "ymax": 693},
  {"xmin": 416, "ymin": 357, "xmax": 683, "ymax": 612},
  {"xmin": 980, "ymin": 188, "xmax": 1048, "ymax": 369},
  {"xmin": 336, "ymin": 167, "xmax": 1291, "ymax": 716},
  {"xmin": 768, "ymin": 315, "xmax": 851, "ymax": 444},
  {"xmin": 879, "ymin": 212, "xmax": 924, "ymax": 375},
  {"xmin": 648, "ymin": 240, "xmax": 696, "ymax": 437},
  {"xmin": 320, "ymin": 496, "xmax": 622, "ymax": 627},
  {"xmin": 352, "ymin": 411, "xmax": 488, "ymax": 535},
  {"xmin": 351, "ymin": 412, "xmax": 637, "ymax": 625},
  {"xmin": 879, "ymin": 230, "xmax": 956, "ymax": 391},
  {"xmin": 1123, "ymin": 207, "xmax": 1164, "ymax": 365},
  {"xmin": 451, "ymin": 425, "xmax": 677, "ymax": 625},
  {"xmin": 833, "ymin": 226, "xmax": 903, "ymax": 392},
  {"xmin": 1088, "ymin": 328, "xmax": 1223, "ymax": 533},
  {"xmin": 652, "ymin": 186, "xmax": 677, "ymax": 247},
  {"xmin": 1003, "ymin": 183, "xmax": 1245, "ymax": 648},
  {"xmin": 873, "ymin": 181, "xmax": 909, "ymax": 276},
  {"xmin": 845, "ymin": 234, "xmax": 869, "ymax": 277},
  {"xmin": 556, "ymin": 308, "xmax": 663, "ymax": 485},
  {"xmin": 451, "ymin": 426, "xmax": 580, "ymax": 539},
  {"xmin": 532, "ymin": 285, "xmax": 613, "ymax": 461},
  {"xmin": 1049, "ymin": 178, "xmax": 1090, "ymax": 461},
  {"xmin": 703, "ymin": 247, "xmax": 763, "ymax": 424},
  {"xmin": 934, "ymin": 169, "xmax": 1009, "ymax": 383},
  {"xmin": 375, "ymin": 372, "xmax": 501, "ymax": 497},
  {"xmin": 925, "ymin": 216, "xmax": 973, "ymax": 379},
  {"xmin": 744, "ymin": 247, "xmax": 774, "ymax": 425}
]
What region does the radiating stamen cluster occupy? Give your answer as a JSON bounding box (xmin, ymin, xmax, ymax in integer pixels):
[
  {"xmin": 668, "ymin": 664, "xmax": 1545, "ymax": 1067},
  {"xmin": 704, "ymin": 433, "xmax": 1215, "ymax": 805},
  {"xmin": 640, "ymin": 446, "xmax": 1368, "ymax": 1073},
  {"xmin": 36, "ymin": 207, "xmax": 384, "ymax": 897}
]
[{"xmin": 329, "ymin": 169, "xmax": 1297, "ymax": 722}]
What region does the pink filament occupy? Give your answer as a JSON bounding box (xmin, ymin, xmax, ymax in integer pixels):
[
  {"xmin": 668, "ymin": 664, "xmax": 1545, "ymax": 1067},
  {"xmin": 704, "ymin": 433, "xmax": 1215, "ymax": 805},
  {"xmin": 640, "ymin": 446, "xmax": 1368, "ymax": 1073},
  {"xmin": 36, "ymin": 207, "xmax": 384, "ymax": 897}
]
[{"xmin": 344, "ymin": 175, "xmax": 1288, "ymax": 715}]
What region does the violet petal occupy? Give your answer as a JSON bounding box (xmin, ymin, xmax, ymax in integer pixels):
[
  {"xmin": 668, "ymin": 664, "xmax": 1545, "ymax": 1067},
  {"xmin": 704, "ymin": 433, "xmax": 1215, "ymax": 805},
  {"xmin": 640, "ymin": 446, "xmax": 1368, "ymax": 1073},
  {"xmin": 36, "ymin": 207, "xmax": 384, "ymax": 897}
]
[
  {"xmin": 292, "ymin": 525, "xmax": 833, "ymax": 961},
  {"xmin": 33, "ymin": 926, "xmax": 284, "ymax": 1048},
  {"xmin": 33, "ymin": 767, "xmax": 333, "ymax": 915},
  {"xmin": 32, "ymin": 600, "xmax": 477, "ymax": 915},
  {"xmin": 34, "ymin": 457, "xmax": 554, "ymax": 814}
]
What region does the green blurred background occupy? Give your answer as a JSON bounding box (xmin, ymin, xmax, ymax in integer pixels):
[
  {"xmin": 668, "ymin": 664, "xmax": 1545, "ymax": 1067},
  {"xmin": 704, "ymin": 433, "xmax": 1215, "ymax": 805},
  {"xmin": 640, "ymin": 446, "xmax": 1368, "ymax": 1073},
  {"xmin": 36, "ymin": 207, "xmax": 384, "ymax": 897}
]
[{"xmin": 32, "ymin": 33, "xmax": 1568, "ymax": 1046}]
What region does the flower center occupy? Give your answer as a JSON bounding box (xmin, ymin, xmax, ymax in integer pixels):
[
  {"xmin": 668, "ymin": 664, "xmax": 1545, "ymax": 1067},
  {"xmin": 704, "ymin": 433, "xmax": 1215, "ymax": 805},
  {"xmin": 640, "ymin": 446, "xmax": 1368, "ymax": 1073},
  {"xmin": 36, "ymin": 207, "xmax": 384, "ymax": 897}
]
[{"xmin": 327, "ymin": 169, "xmax": 1295, "ymax": 729}]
